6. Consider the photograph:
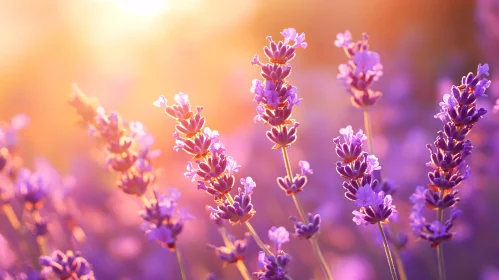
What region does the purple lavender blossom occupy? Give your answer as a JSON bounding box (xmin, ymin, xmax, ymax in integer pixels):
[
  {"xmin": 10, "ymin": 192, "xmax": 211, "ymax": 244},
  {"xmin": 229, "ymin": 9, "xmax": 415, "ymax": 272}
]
[
  {"xmin": 207, "ymin": 233, "xmax": 251, "ymax": 264},
  {"xmin": 250, "ymin": 28, "xmax": 306, "ymax": 149},
  {"xmin": 140, "ymin": 189, "xmax": 193, "ymax": 250},
  {"xmin": 334, "ymin": 126, "xmax": 396, "ymax": 225},
  {"xmin": 209, "ymin": 177, "xmax": 256, "ymax": 224},
  {"xmin": 290, "ymin": 213, "xmax": 321, "ymax": 239},
  {"xmin": 335, "ymin": 31, "xmax": 383, "ymax": 108},
  {"xmin": 410, "ymin": 64, "xmax": 491, "ymax": 247},
  {"xmin": 39, "ymin": 250, "xmax": 94, "ymax": 280},
  {"xmin": 276, "ymin": 161, "xmax": 309, "ymax": 195},
  {"xmin": 154, "ymin": 93, "xmax": 255, "ymax": 225},
  {"xmin": 254, "ymin": 227, "xmax": 292, "ymax": 280}
]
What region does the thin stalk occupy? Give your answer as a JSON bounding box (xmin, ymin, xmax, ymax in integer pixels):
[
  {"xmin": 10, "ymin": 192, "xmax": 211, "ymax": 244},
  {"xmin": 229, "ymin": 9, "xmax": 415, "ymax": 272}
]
[
  {"xmin": 175, "ymin": 247, "xmax": 187, "ymax": 280},
  {"xmin": 281, "ymin": 147, "xmax": 334, "ymax": 280},
  {"xmin": 139, "ymin": 195, "xmax": 150, "ymax": 208},
  {"xmin": 378, "ymin": 222, "xmax": 399, "ymax": 280},
  {"xmin": 32, "ymin": 210, "xmax": 48, "ymax": 256},
  {"xmin": 436, "ymin": 189, "xmax": 446, "ymax": 280},
  {"xmin": 391, "ymin": 246, "xmax": 408, "ymax": 280},
  {"xmin": 3, "ymin": 204, "xmax": 22, "ymax": 232},
  {"xmin": 363, "ymin": 108, "xmax": 374, "ymax": 154},
  {"xmin": 224, "ymin": 193, "xmax": 273, "ymax": 257},
  {"xmin": 218, "ymin": 227, "xmax": 252, "ymax": 280}
]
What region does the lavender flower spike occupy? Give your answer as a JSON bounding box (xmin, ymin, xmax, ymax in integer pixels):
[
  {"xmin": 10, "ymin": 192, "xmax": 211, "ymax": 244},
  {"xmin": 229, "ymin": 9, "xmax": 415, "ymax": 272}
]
[
  {"xmin": 335, "ymin": 31, "xmax": 383, "ymax": 108},
  {"xmin": 40, "ymin": 250, "xmax": 95, "ymax": 280},
  {"xmin": 208, "ymin": 233, "xmax": 251, "ymax": 264},
  {"xmin": 410, "ymin": 64, "xmax": 491, "ymax": 247}
]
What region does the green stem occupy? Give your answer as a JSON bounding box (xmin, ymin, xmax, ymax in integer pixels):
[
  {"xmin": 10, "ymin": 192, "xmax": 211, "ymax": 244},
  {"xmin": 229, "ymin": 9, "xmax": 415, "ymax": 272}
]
[
  {"xmin": 378, "ymin": 222, "xmax": 399, "ymax": 280},
  {"xmin": 436, "ymin": 189, "xmax": 446, "ymax": 280},
  {"xmin": 281, "ymin": 147, "xmax": 334, "ymax": 280},
  {"xmin": 392, "ymin": 246, "xmax": 408, "ymax": 280},
  {"xmin": 218, "ymin": 227, "xmax": 252, "ymax": 280},
  {"xmin": 175, "ymin": 247, "xmax": 187, "ymax": 280},
  {"xmin": 363, "ymin": 108, "xmax": 374, "ymax": 154}
]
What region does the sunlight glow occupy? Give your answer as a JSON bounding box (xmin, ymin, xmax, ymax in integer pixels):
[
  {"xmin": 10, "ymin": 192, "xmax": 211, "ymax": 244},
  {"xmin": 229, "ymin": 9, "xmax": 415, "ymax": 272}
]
[{"xmin": 115, "ymin": 0, "xmax": 168, "ymax": 18}]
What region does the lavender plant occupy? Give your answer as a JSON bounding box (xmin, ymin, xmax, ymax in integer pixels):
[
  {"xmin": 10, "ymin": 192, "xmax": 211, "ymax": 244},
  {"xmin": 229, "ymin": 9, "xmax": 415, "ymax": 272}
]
[
  {"xmin": 70, "ymin": 85, "xmax": 192, "ymax": 279},
  {"xmin": 335, "ymin": 30, "xmax": 409, "ymax": 280},
  {"xmin": 409, "ymin": 64, "xmax": 491, "ymax": 280},
  {"xmin": 153, "ymin": 93, "xmax": 276, "ymax": 279},
  {"xmin": 333, "ymin": 125, "xmax": 398, "ymax": 279},
  {"xmin": 250, "ymin": 28, "xmax": 333, "ymax": 280}
]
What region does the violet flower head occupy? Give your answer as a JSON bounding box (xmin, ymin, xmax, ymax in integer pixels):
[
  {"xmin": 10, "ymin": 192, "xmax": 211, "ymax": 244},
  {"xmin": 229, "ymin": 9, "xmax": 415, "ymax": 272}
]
[
  {"xmin": 250, "ymin": 28, "xmax": 306, "ymax": 149},
  {"xmin": 141, "ymin": 189, "xmax": 193, "ymax": 251},
  {"xmin": 207, "ymin": 233, "xmax": 251, "ymax": 264},
  {"xmin": 39, "ymin": 250, "xmax": 94, "ymax": 280},
  {"xmin": 208, "ymin": 177, "xmax": 256, "ymax": 225},
  {"xmin": 154, "ymin": 93, "xmax": 242, "ymax": 202},
  {"xmin": 335, "ymin": 31, "xmax": 383, "ymax": 108},
  {"xmin": 333, "ymin": 125, "xmax": 396, "ymax": 225},
  {"xmin": 290, "ymin": 212, "xmax": 321, "ymax": 239},
  {"xmin": 410, "ymin": 64, "xmax": 491, "ymax": 247},
  {"xmin": 254, "ymin": 227, "xmax": 292, "ymax": 280},
  {"xmin": 276, "ymin": 161, "xmax": 310, "ymax": 195}
]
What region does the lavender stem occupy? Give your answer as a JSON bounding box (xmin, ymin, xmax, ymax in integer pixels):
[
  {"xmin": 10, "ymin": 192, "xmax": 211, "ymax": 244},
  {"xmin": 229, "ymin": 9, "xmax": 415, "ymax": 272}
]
[
  {"xmin": 175, "ymin": 247, "xmax": 187, "ymax": 280},
  {"xmin": 3, "ymin": 204, "xmax": 22, "ymax": 232},
  {"xmin": 378, "ymin": 222, "xmax": 399, "ymax": 280},
  {"xmin": 281, "ymin": 147, "xmax": 334, "ymax": 280},
  {"xmin": 363, "ymin": 108, "xmax": 374, "ymax": 154},
  {"xmin": 436, "ymin": 189, "xmax": 446, "ymax": 280},
  {"xmin": 363, "ymin": 108, "xmax": 408, "ymax": 280},
  {"xmin": 32, "ymin": 209, "xmax": 48, "ymax": 256},
  {"xmin": 218, "ymin": 227, "xmax": 252, "ymax": 280}
]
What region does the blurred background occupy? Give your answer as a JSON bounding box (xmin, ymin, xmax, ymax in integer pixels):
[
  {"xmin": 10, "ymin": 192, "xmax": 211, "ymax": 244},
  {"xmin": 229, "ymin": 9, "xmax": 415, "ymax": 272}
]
[{"xmin": 1, "ymin": 0, "xmax": 499, "ymax": 279}]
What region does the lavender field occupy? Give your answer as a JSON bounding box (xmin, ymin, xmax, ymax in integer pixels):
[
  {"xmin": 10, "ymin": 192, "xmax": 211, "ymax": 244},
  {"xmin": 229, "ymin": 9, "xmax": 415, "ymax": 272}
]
[{"xmin": 1, "ymin": 1, "xmax": 499, "ymax": 279}]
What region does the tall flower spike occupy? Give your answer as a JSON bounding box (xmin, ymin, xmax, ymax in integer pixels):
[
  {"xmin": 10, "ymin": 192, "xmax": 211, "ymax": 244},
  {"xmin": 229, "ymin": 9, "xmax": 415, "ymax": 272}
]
[
  {"xmin": 410, "ymin": 64, "xmax": 490, "ymax": 280},
  {"xmin": 335, "ymin": 31, "xmax": 383, "ymax": 108},
  {"xmin": 141, "ymin": 189, "xmax": 193, "ymax": 251},
  {"xmin": 250, "ymin": 28, "xmax": 306, "ymax": 149},
  {"xmin": 70, "ymin": 86, "xmax": 157, "ymax": 196},
  {"xmin": 410, "ymin": 64, "xmax": 491, "ymax": 247},
  {"xmin": 154, "ymin": 93, "xmax": 255, "ymax": 226},
  {"xmin": 40, "ymin": 250, "xmax": 95, "ymax": 280}
]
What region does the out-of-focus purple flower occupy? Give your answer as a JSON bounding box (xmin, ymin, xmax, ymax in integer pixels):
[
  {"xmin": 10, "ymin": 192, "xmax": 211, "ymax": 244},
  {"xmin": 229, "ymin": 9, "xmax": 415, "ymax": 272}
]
[
  {"xmin": 493, "ymin": 99, "xmax": 499, "ymax": 114},
  {"xmin": 298, "ymin": 161, "xmax": 313, "ymax": 176},
  {"xmin": 335, "ymin": 31, "xmax": 383, "ymax": 108},
  {"xmin": 268, "ymin": 226, "xmax": 290, "ymax": 252},
  {"xmin": 250, "ymin": 28, "xmax": 306, "ymax": 149},
  {"xmin": 70, "ymin": 86, "xmax": 157, "ymax": 196},
  {"xmin": 411, "ymin": 64, "xmax": 491, "ymax": 246},
  {"xmin": 39, "ymin": 250, "xmax": 94, "ymax": 280},
  {"xmin": 207, "ymin": 233, "xmax": 251, "ymax": 263},
  {"xmin": 334, "ymin": 30, "xmax": 353, "ymax": 48},
  {"xmin": 15, "ymin": 168, "xmax": 47, "ymax": 211},
  {"xmin": 141, "ymin": 189, "xmax": 192, "ymax": 250}
]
